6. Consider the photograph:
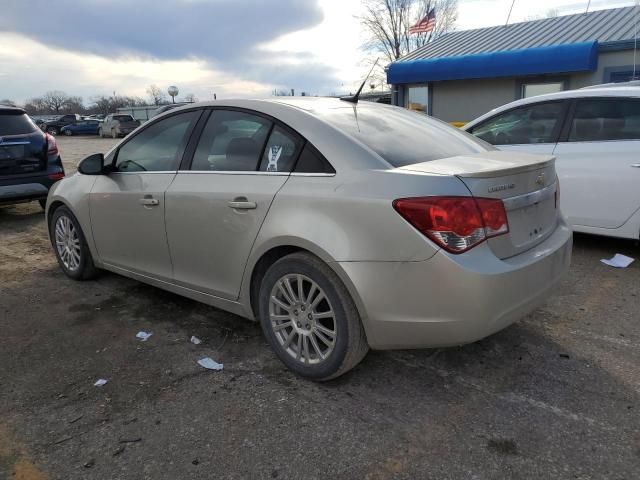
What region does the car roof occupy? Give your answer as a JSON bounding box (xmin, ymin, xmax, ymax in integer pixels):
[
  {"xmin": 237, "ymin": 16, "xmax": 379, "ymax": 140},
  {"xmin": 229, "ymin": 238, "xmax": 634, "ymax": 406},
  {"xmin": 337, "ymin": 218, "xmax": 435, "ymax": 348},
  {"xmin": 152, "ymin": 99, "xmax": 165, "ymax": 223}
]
[
  {"xmin": 0, "ymin": 105, "xmax": 26, "ymax": 114},
  {"xmin": 463, "ymin": 85, "xmax": 640, "ymax": 130}
]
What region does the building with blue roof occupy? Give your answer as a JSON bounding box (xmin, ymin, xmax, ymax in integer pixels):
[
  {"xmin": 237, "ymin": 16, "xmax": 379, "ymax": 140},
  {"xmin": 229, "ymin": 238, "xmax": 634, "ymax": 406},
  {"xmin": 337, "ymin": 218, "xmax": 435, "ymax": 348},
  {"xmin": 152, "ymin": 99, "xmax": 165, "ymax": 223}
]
[{"xmin": 387, "ymin": 6, "xmax": 640, "ymax": 123}]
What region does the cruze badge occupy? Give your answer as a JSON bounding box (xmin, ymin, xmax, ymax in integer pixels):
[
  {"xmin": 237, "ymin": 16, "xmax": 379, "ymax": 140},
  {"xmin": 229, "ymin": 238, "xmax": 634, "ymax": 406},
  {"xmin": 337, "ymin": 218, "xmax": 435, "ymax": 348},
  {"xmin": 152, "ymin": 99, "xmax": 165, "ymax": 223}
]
[{"xmin": 488, "ymin": 183, "xmax": 515, "ymax": 193}]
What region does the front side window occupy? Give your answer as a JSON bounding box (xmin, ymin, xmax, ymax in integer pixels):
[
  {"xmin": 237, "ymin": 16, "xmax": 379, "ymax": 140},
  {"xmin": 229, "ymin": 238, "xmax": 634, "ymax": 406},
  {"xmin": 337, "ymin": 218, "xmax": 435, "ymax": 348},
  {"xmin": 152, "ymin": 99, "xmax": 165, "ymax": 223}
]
[
  {"xmin": 191, "ymin": 110, "xmax": 272, "ymax": 171},
  {"xmin": 258, "ymin": 126, "xmax": 302, "ymax": 172},
  {"xmin": 568, "ymin": 98, "xmax": 640, "ymax": 142},
  {"xmin": 470, "ymin": 102, "xmax": 565, "ymax": 145},
  {"xmin": 115, "ymin": 110, "xmax": 199, "ymax": 172}
]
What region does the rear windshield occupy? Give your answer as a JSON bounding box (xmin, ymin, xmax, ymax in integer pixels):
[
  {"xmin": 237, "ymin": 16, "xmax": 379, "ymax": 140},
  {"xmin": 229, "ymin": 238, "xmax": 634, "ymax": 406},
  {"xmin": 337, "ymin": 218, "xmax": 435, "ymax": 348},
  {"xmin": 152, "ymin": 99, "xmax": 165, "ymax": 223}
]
[
  {"xmin": 318, "ymin": 104, "xmax": 490, "ymax": 167},
  {"xmin": 113, "ymin": 115, "xmax": 134, "ymax": 121},
  {"xmin": 0, "ymin": 111, "xmax": 38, "ymax": 135}
]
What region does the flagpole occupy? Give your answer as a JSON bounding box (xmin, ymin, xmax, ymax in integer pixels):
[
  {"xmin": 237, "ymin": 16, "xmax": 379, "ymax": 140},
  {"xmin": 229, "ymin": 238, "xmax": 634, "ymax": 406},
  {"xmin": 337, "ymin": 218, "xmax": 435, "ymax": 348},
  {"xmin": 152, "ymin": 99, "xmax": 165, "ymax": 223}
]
[{"xmin": 505, "ymin": 0, "xmax": 516, "ymax": 27}]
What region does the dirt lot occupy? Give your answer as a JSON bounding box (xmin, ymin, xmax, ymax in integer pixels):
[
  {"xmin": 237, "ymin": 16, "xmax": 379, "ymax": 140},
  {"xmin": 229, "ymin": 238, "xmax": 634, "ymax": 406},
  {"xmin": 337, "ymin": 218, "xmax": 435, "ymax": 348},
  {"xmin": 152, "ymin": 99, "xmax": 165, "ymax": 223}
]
[{"xmin": 1, "ymin": 136, "xmax": 639, "ymax": 479}]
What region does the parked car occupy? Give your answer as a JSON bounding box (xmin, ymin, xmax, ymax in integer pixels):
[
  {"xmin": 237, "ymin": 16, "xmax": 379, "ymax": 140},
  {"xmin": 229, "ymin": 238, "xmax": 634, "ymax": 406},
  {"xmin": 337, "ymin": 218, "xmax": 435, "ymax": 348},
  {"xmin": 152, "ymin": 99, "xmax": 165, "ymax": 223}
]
[
  {"xmin": 42, "ymin": 114, "xmax": 82, "ymax": 136},
  {"xmin": 1, "ymin": 106, "xmax": 64, "ymax": 209},
  {"xmin": 61, "ymin": 120, "xmax": 101, "ymax": 136},
  {"xmin": 463, "ymin": 84, "xmax": 640, "ymax": 240},
  {"xmin": 46, "ymin": 99, "xmax": 571, "ymax": 380},
  {"xmin": 99, "ymin": 114, "xmax": 141, "ymax": 138}
]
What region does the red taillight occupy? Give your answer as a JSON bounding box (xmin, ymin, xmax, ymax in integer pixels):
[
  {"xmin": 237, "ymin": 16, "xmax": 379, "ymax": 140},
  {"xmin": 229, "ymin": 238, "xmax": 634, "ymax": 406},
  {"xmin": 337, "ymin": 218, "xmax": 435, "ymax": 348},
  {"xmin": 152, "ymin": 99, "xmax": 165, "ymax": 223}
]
[
  {"xmin": 45, "ymin": 133, "xmax": 58, "ymax": 157},
  {"xmin": 393, "ymin": 196, "xmax": 509, "ymax": 253},
  {"xmin": 48, "ymin": 172, "xmax": 65, "ymax": 181}
]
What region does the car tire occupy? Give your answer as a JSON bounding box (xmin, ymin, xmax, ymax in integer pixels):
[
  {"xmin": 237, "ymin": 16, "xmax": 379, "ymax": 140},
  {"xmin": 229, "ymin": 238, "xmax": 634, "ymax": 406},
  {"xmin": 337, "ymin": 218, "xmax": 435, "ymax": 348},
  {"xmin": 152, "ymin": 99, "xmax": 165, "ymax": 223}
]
[
  {"xmin": 49, "ymin": 206, "xmax": 98, "ymax": 281},
  {"xmin": 63, "ymin": 129, "xmax": 73, "ymax": 136},
  {"xmin": 258, "ymin": 252, "xmax": 369, "ymax": 381},
  {"xmin": 98, "ymin": 128, "xmax": 103, "ymax": 138},
  {"xmin": 38, "ymin": 199, "xmax": 47, "ymax": 210},
  {"xmin": 111, "ymin": 129, "xmax": 117, "ymax": 139},
  {"xmin": 47, "ymin": 127, "xmax": 59, "ymax": 136}
]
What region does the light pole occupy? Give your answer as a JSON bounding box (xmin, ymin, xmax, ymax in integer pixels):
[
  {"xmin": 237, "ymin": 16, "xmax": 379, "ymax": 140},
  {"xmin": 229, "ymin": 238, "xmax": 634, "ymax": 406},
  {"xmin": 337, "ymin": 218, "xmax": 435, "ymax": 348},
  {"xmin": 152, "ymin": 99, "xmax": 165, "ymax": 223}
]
[{"xmin": 168, "ymin": 86, "xmax": 179, "ymax": 104}]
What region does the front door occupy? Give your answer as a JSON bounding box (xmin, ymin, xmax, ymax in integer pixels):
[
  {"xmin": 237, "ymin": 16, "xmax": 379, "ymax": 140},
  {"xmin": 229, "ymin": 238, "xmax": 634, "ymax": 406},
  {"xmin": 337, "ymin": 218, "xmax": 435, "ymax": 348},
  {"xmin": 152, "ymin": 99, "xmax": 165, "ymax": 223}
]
[
  {"xmin": 552, "ymin": 97, "xmax": 640, "ymax": 229},
  {"xmin": 165, "ymin": 109, "xmax": 303, "ymax": 300},
  {"xmin": 90, "ymin": 110, "xmax": 201, "ymax": 280}
]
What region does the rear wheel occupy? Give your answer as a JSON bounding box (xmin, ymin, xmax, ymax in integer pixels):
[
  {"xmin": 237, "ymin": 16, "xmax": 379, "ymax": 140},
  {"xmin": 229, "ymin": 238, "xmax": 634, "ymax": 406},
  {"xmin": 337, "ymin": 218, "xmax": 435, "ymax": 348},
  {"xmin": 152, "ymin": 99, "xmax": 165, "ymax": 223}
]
[
  {"xmin": 98, "ymin": 128, "xmax": 103, "ymax": 138},
  {"xmin": 49, "ymin": 206, "xmax": 98, "ymax": 280},
  {"xmin": 258, "ymin": 252, "xmax": 368, "ymax": 381},
  {"xmin": 63, "ymin": 129, "xmax": 73, "ymax": 136}
]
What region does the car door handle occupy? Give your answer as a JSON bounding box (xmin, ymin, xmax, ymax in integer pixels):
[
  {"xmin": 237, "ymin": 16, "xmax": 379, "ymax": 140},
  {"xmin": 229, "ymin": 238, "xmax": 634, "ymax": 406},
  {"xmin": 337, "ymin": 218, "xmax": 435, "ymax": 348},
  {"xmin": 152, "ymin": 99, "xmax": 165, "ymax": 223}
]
[
  {"xmin": 632, "ymin": 163, "xmax": 640, "ymax": 168},
  {"xmin": 228, "ymin": 199, "xmax": 257, "ymax": 210},
  {"xmin": 139, "ymin": 197, "xmax": 159, "ymax": 206}
]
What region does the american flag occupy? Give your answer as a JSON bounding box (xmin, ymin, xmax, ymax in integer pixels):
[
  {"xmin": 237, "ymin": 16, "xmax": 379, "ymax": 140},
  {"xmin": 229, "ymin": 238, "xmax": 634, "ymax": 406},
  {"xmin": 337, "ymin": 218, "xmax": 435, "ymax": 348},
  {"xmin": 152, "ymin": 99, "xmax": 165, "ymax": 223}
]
[{"xmin": 409, "ymin": 9, "xmax": 436, "ymax": 34}]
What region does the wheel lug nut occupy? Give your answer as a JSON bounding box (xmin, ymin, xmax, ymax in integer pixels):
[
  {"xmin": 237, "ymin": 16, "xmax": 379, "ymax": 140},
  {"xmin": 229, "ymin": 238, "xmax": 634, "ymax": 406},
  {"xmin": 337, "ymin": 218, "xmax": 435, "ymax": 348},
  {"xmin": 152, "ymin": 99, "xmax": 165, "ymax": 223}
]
[
  {"xmin": 297, "ymin": 322, "xmax": 302, "ymax": 328},
  {"xmin": 308, "ymin": 314, "xmax": 312, "ymax": 320}
]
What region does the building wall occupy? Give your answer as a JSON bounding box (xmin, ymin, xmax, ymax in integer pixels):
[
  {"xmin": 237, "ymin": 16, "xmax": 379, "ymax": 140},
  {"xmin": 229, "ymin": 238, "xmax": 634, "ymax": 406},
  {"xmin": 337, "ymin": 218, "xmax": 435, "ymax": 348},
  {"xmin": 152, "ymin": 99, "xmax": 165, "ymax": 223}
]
[
  {"xmin": 394, "ymin": 49, "xmax": 636, "ymax": 123},
  {"xmin": 570, "ymin": 50, "xmax": 636, "ymax": 88},
  {"xmin": 430, "ymin": 78, "xmax": 516, "ymax": 123}
]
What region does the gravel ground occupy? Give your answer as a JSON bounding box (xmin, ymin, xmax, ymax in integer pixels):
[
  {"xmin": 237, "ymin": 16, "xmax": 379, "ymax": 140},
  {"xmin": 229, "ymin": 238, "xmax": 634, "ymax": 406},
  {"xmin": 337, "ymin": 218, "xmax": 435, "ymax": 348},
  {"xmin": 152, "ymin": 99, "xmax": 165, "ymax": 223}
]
[{"xmin": 0, "ymin": 136, "xmax": 639, "ymax": 479}]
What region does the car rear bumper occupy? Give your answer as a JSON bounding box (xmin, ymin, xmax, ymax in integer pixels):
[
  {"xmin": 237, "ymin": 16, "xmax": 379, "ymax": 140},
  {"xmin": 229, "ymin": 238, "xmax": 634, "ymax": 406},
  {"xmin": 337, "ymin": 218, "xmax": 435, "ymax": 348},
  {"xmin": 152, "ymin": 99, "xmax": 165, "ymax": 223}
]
[
  {"xmin": 0, "ymin": 169, "xmax": 64, "ymax": 204},
  {"xmin": 338, "ymin": 217, "xmax": 572, "ymax": 350}
]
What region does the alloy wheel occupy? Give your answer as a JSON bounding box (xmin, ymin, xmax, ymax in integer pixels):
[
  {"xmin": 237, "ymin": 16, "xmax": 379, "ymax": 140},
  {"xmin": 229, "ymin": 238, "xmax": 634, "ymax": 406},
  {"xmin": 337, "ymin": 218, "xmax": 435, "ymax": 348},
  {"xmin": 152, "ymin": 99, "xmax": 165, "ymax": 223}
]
[
  {"xmin": 54, "ymin": 215, "xmax": 81, "ymax": 271},
  {"xmin": 269, "ymin": 274, "xmax": 337, "ymax": 365}
]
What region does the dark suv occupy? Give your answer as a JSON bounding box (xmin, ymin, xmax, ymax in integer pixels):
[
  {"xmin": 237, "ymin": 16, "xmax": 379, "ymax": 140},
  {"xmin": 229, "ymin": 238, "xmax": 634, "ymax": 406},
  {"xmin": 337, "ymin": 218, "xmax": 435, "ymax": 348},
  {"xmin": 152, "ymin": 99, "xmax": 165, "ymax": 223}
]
[
  {"xmin": 42, "ymin": 114, "xmax": 81, "ymax": 136},
  {"xmin": 0, "ymin": 106, "xmax": 65, "ymax": 209}
]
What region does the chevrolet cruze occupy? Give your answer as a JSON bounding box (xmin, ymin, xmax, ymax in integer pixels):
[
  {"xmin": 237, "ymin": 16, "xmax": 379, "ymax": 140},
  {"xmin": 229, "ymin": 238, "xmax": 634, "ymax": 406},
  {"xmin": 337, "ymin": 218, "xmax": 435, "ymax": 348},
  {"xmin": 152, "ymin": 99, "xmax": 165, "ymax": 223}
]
[{"xmin": 47, "ymin": 98, "xmax": 572, "ymax": 380}]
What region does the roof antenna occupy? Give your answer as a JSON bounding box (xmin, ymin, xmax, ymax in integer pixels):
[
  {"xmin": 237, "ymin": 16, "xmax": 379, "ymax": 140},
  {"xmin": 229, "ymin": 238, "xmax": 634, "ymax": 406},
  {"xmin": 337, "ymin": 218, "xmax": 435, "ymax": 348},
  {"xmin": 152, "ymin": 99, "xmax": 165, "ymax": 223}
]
[
  {"xmin": 340, "ymin": 58, "xmax": 379, "ymax": 104},
  {"xmin": 634, "ymin": 0, "xmax": 639, "ymax": 80}
]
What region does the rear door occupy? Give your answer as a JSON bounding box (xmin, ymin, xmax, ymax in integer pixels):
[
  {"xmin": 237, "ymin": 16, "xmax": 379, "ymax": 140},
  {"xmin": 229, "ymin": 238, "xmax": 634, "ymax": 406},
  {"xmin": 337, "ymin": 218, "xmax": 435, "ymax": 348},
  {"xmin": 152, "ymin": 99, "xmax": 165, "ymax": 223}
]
[
  {"xmin": 467, "ymin": 100, "xmax": 569, "ymax": 157},
  {"xmin": 552, "ymin": 97, "xmax": 640, "ymax": 229},
  {"xmin": 165, "ymin": 109, "xmax": 302, "ymax": 300},
  {"xmin": 90, "ymin": 110, "xmax": 201, "ymax": 280}
]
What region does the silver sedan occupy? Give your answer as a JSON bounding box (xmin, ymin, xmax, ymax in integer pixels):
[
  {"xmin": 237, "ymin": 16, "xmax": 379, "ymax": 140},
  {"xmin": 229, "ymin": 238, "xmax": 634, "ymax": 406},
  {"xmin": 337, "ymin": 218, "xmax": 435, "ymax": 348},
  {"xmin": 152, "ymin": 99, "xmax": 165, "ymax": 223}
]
[{"xmin": 46, "ymin": 98, "xmax": 572, "ymax": 380}]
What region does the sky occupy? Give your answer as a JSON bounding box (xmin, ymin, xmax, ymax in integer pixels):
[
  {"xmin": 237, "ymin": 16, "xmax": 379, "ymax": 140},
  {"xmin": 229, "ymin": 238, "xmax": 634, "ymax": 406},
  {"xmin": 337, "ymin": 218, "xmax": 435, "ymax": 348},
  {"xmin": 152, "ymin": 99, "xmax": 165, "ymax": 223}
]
[{"xmin": 0, "ymin": 0, "xmax": 636, "ymax": 105}]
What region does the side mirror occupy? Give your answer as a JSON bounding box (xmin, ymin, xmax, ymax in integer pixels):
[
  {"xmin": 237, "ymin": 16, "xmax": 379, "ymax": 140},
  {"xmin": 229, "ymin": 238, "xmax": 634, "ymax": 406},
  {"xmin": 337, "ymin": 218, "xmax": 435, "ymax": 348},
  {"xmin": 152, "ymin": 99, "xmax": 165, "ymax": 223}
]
[{"xmin": 78, "ymin": 153, "xmax": 105, "ymax": 175}]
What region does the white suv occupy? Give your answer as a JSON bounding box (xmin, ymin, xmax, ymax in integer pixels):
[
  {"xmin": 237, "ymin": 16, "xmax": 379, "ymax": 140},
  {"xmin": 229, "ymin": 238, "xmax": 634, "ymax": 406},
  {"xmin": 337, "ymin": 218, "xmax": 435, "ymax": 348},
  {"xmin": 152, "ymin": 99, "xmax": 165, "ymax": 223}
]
[{"xmin": 464, "ymin": 84, "xmax": 640, "ymax": 240}]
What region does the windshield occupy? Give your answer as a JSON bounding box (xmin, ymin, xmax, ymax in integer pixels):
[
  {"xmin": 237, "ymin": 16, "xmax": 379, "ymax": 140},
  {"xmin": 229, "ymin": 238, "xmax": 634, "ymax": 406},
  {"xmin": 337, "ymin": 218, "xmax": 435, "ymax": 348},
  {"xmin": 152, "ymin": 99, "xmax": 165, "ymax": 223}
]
[
  {"xmin": 0, "ymin": 111, "xmax": 38, "ymax": 135},
  {"xmin": 317, "ymin": 104, "xmax": 491, "ymax": 167}
]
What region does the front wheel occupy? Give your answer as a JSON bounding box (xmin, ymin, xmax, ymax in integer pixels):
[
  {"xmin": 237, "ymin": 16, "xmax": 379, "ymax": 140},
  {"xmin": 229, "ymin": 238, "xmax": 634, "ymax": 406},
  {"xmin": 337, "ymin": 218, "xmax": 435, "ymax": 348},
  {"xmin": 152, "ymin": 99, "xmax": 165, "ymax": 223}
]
[
  {"xmin": 47, "ymin": 127, "xmax": 59, "ymax": 136},
  {"xmin": 49, "ymin": 206, "xmax": 98, "ymax": 280},
  {"xmin": 63, "ymin": 129, "xmax": 73, "ymax": 136},
  {"xmin": 258, "ymin": 252, "xmax": 368, "ymax": 381}
]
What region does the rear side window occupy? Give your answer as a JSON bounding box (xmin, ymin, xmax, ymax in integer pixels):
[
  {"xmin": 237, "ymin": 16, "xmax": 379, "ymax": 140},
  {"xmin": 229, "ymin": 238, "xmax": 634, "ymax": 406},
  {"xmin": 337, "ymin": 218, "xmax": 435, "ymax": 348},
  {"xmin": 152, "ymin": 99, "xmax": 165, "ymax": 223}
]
[
  {"xmin": 191, "ymin": 110, "xmax": 272, "ymax": 171},
  {"xmin": 319, "ymin": 104, "xmax": 488, "ymax": 167},
  {"xmin": 568, "ymin": 98, "xmax": 640, "ymax": 142},
  {"xmin": 0, "ymin": 112, "xmax": 37, "ymax": 135},
  {"xmin": 470, "ymin": 102, "xmax": 565, "ymax": 146},
  {"xmin": 294, "ymin": 144, "xmax": 335, "ymax": 174},
  {"xmin": 258, "ymin": 125, "xmax": 303, "ymax": 172}
]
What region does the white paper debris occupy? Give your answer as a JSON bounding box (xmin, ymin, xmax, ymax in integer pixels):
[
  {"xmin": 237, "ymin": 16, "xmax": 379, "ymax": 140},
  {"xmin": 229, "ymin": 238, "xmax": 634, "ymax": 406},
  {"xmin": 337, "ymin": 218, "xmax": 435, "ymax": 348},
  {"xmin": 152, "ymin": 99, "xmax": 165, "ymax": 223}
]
[
  {"xmin": 197, "ymin": 357, "xmax": 223, "ymax": 371},
  {"xmin": 136, "ymin": 331, "xmax": 153, "ymax": 342},
  {"xmin": 190, "ymin": 336, "xmax": 202, "ymax": 345},
  {"xmin": 601, "ymin": 254, "xmax": 635, "ymax": 268},
  {"xmin": 94, "ymin": 379, "xmax": 108, "ymax": 387}
]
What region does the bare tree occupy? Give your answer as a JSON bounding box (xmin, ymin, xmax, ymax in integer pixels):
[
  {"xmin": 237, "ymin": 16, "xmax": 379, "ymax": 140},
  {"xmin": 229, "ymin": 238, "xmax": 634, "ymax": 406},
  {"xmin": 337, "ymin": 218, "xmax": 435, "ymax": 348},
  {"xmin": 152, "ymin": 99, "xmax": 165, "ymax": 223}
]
[
  {"xmin": 183, "ymin": 93, "xmax": 197, "ymax": 103},
  {"xmin": 0, "ymin": 99, "xmax": 16, "ymax": 107},
  {"xmin": 360, "ymin": 0, "xmax": 458, "ymax": 63},
  {"xmin": 41, "ymin": 90, "xmax": 74, "ymax": 113},
  {"xmin": 146, "ymin": 84, "xmax": 166, "ymax": 106}
]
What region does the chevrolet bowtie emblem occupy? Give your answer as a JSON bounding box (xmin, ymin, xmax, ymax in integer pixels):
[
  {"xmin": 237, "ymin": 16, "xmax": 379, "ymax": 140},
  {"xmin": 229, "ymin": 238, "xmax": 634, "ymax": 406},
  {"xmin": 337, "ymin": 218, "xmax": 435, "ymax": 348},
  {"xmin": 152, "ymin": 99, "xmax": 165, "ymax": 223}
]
[{"xmin": 536, "ymin": 173, "xmax": 546, "ymax": 186}]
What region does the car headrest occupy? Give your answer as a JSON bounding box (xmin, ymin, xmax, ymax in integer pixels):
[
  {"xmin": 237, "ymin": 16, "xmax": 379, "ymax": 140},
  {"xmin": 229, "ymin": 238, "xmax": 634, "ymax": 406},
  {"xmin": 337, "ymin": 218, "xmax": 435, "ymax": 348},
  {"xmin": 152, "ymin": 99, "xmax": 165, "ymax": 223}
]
[
  {"xmin": 225, "ymin": 137, "xmax": 259, "ymax": 170},
  {"xmin": 573, "ymin": 118, "xmax": 601, "ymax": 141}
]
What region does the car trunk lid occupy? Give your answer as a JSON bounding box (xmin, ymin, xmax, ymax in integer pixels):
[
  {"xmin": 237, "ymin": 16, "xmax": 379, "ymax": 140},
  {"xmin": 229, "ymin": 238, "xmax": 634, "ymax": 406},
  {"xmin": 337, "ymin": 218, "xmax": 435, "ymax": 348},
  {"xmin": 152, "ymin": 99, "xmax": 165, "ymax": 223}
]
[
  {"xmin": 0, "ymin": 133, "xmax": 47, "ymax": 177},
  {"xmin": 397, "ymin": 151, "xmax": 559, "ymax": 259}
]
